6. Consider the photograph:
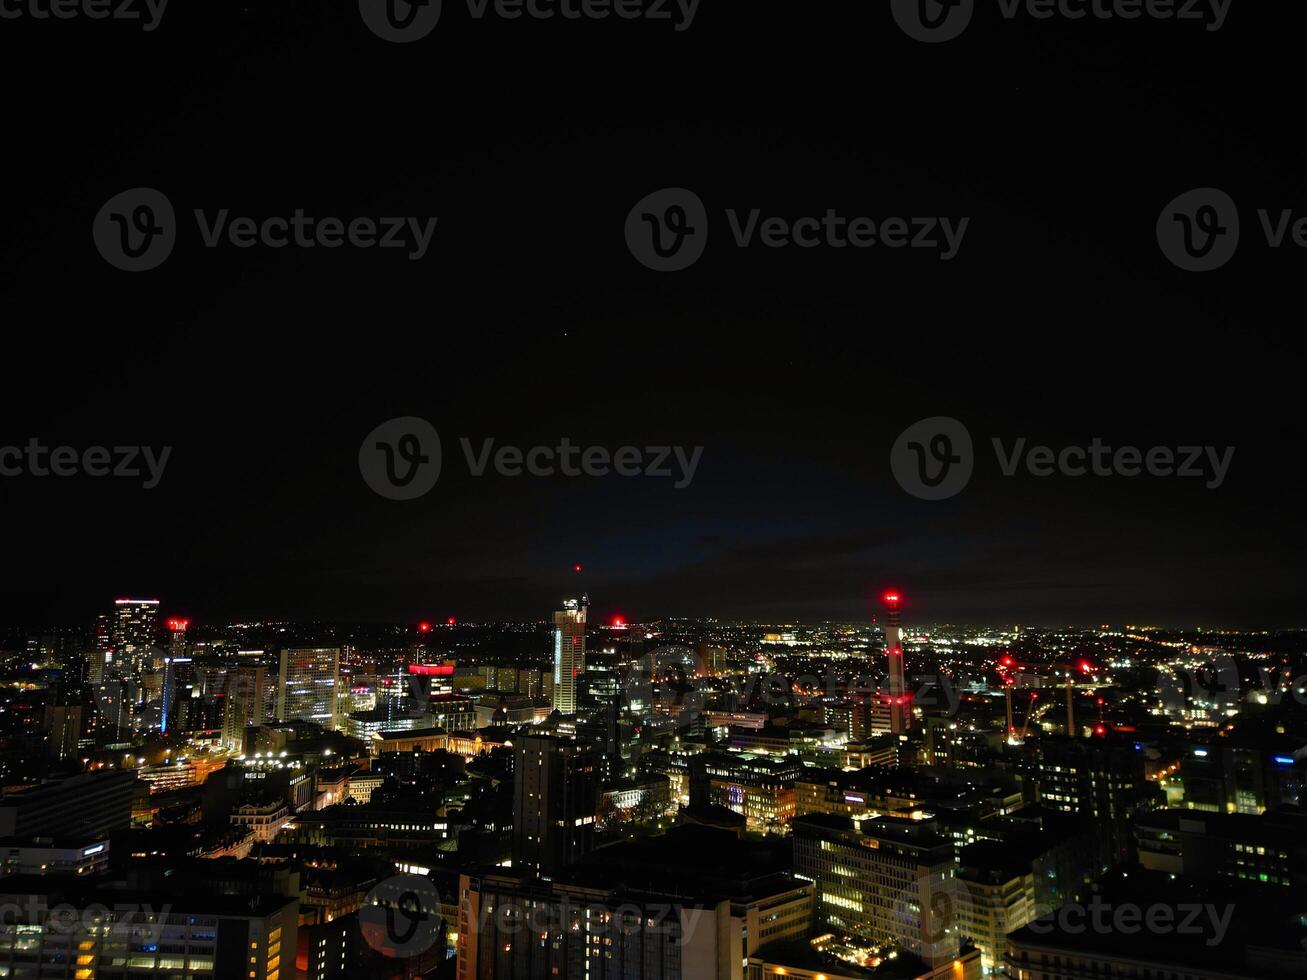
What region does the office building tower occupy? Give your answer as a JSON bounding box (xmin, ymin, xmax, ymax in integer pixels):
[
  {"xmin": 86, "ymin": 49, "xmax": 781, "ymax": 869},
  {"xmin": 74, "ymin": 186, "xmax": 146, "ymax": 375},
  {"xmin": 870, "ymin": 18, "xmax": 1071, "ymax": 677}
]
[
  {"xmin": 111, "ymin": 597, "xmax": 159, "ymax": 674},
  {"xmin": 222, "ymin": 664, "xmax": 268, "ymax": 751},
  {"xmin": 160, "ymin": 655, "xmax": 193, "ymax": 735},
  {"xmin": 1038, "ymin": 735, "xmax": 1161, "ymax": 865},
  {"xmin": 276, "ymin": 648, "xmax": 341, "ymax": 730},
  {"xmin": 884, "ymin": 591, "xmax": 908, "ymax": 734},
  {"xmin": 88, "ymin": 646, "xmax": 109, "ymax": 685},
  {"xmin": 512, "ymin": 734, "xmax": 599, "ymax": 877},
  {"xmin": 793, "ymin": 813, "xmax": 959, "ymax": 966},
  {"xmin": 552, "ymin": 594, "xmax": 588, "ymax": 714},
  {"xmin": 41, "ymin": 703, "xmax": 82, "ymax": 760}
]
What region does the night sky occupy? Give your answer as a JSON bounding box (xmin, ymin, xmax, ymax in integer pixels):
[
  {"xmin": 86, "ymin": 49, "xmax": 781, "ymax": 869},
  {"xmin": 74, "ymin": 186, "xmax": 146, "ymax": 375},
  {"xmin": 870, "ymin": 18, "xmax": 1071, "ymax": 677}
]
[{"xmin": 1, "ymin": 1, "xmax": 1303, "ymax": 628}]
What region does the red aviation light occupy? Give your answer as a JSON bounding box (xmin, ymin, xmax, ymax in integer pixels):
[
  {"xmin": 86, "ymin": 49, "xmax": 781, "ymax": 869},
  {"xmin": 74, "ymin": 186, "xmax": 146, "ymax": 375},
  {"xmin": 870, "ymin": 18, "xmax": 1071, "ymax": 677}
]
[
  {"xmin": 1078, "ymin": 659, "xmax": 1095, "ymax": 674},
  {"xmin": 165, "ymin": 618, "xmax": 189, "ymax": 632},
  {"xmin": 573, "ymin": 564, "xmax": 583, "ymax": 573},
  {"xmin": 418, "ymin": 621, "xmax": 432, "ymax": 633},
  {"xmin": 883, "ymin": 592, "xmax": 902, "ymax": 606}
]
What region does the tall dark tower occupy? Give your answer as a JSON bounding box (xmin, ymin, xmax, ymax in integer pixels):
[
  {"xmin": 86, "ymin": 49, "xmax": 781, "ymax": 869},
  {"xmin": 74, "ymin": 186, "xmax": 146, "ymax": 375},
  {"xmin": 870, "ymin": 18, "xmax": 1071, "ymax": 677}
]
[
  {"xmin": 512, "ymin": 734, "xmax": 599, "ymax": 877},
  {"xmin": 884, "ymin": 591, "xmax": 908, "ymax": 735}
]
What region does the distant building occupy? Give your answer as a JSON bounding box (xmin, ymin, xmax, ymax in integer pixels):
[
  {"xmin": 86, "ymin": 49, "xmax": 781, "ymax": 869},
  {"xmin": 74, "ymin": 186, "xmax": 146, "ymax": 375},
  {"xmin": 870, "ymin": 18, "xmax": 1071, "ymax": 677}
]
[
  {"xmin": 0, "ymin": 835, "xmax": 109, "ymax": 876},
  {"xmin": 40, "ymin": 703, "xmax": 82, "ymax": 760},
  {"xmin": 599, "ymin": 773, "xmax": 671, "ymax": 819},
  {"xmin": 221, "ymin": 664, "xmax": 267, "ymax": 752},
  {"xmin": 371, "ymin": 727, "xmax": 448, "ymax": 755},
  {"xmin": 690, "ymin": 752, "xmax": 802, "ymax": 834},
  {"xmin": 551, "ymin": 595, "xmax": 587, "ymax": 714},
  {"xmin": 111, "ymin": 597, "xmax": 160, "ymax": 674},
  {"xmin": 277, "ymin": 648, "xmax": 341, "ymax": 730},
  {"xmin": 233, "ymin": 799, "xmax": 291, "ymax": 844}
]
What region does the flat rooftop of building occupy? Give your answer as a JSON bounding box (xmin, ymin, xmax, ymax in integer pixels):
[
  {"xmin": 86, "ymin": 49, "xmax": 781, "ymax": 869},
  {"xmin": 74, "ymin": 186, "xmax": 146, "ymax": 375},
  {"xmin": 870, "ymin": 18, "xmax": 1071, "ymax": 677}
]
[
  {"xmin": 1007, "ymin": 870, "xmax": 1307, "ymax": 974},
  {"xmin": 566, "ymin": 825, "xmax": 799, "ymax": 900},
  {"xmin": 751, "ymin": 940, "xmax": 945, "ymax": 980},
  {"xmin": 0, "ymin": 874, "xmax": 297, "ymax": 918},
  {"xmin": 375, "ymin": 726, "xmax": 447, "ymax": 740},
  {"xmin": 0, "ymin": 834, "xmax": 109, "ymax": 850}
]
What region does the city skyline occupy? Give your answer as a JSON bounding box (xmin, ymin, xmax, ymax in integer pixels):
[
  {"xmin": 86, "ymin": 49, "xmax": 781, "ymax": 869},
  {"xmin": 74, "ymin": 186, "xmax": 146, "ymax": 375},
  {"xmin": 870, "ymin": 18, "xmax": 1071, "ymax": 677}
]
[{"xmin": 2, "ymin": 4, "xmax": 1306, "ymax": 979}]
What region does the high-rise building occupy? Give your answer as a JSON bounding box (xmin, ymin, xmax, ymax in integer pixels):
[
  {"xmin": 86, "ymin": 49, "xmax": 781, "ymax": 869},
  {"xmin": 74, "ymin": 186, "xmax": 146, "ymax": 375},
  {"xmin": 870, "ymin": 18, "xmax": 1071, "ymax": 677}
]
[
  {"xmin": 222, "ymin": 664, "xmax": 268, "ymax": 751},
  {"xmin": 160, "ymin": 655, "xmax": 193, "ymax": 734},
  {"xmin": 1038, "ymin": 735, "xmax": 1161, "ymax": 865},
  {"xmin": 111, "ymin": 597, "xmax": 159, "ymax": 674},
  {"xmin": 793, "ymin": 812, "xmax": 959, "ymax": 966},
  {"xmin": 276, "ymin": 648, "xmax": 340, "ymax": 730},
  {"xmin": 884, "ymin": 591, "xmax": 909, "ymax": 735},
  {"xmin": 512, "ymin": 734, "xmax": 599, "ymax": 877},
  {"xmin": 551, "ymin": 594, "xmax": 587, "ymax": 714},
  {"xmin": 40, "ymin": 703, "xmax": 82, "ymax": 760}
]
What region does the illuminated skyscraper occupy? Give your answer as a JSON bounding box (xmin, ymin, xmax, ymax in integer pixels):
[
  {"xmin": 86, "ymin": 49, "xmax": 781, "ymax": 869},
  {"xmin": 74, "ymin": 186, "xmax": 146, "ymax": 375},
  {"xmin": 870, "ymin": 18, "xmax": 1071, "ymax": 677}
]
[
  {"xmin": 276, "ymin": 648, "xmax": 340, "ymax": 730},
  {"xmin": 111, "ymin": 598, "xmax": 159, "ymax": 675},
  {"xmin": 884, "ymin": 591, "xmax": 908, "ymax": 735},
  {"xmin": 552, "ymin": 594, "xmax": 588, "ymax": 715},
  {"xmin": 222, "ymin": 664, "xmax": 267, "ymax": 751}
]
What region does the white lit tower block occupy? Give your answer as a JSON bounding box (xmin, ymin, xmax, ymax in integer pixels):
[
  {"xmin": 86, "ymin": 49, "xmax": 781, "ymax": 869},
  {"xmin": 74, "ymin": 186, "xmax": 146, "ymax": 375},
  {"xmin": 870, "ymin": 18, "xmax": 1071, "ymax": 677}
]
[
  {"xmin": 552, "ymin": 594, "xmax": 588, "ymax": 714},
  {"xmin": 884, "ymin": 591, "xmax": 909, "ymax": 734}
]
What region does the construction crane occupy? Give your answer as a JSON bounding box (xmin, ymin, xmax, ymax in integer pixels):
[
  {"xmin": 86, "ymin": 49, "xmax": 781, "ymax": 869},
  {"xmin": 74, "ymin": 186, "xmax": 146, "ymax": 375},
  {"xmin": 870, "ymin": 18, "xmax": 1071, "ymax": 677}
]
[{"xmin": 998, "ymin": 654, "xmax": 1103, "ymax": 742}]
